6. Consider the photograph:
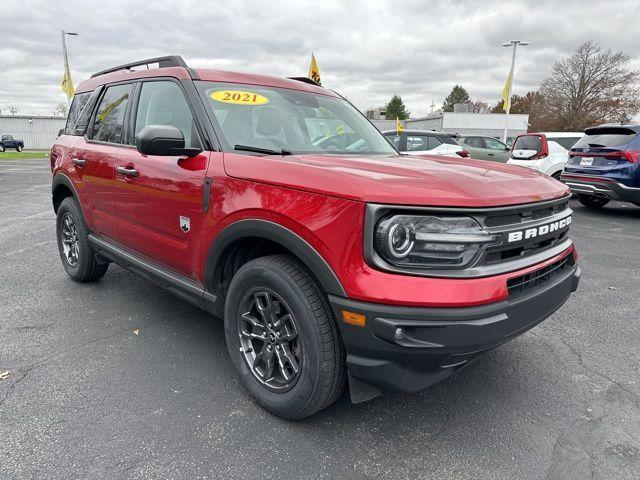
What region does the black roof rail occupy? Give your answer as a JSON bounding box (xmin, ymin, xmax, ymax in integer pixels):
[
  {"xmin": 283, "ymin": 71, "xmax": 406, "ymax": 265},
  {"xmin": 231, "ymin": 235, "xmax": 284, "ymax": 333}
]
[
  {"xmin": 91, "ymin": 55, "xmax": 189, "ymax": 78},
  {"xmin": 287, "ymin": 76, "xmax": 321, "ymax": 87}
]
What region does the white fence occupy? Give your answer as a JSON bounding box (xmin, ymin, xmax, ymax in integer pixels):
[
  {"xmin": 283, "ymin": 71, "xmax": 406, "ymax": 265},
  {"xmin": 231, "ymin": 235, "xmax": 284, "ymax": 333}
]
[{"xmin": 0, "ymin": 115, "xmax": 66, "ymax": 150}]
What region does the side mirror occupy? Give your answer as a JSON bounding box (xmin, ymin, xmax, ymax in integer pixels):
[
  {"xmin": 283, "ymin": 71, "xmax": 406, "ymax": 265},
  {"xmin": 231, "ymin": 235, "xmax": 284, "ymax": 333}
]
[
  {"xmin": 57, "ymin": 128, "xmax": 65, "ymax": 137},
  {"xmin": 511, "ymin": 149, "xmax": 538, "ymax": 160},
  {"xmin": 136, "ymin": 125, "xmax": 202, "ymax": 157}
]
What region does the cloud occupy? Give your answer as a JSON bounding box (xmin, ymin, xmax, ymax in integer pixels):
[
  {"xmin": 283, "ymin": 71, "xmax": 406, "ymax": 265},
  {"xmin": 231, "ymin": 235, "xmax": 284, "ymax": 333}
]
[{"xmin": 1, "ymin": 0, "xmax": 639, "ymax": 116}]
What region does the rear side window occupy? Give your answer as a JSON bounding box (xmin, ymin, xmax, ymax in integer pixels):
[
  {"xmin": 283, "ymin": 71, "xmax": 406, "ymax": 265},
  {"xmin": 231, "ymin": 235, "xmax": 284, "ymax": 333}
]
[
  {"xmin": 384, "ymin": 133, "xmax": 402, "ymax": 149},
  {"xmin": 406, "ymin": 135, "xmax": 439, "ymax": 151},
  {"xmin": 89, "ymin": 84, "xmax": 132, "ymax": 144},
  {"xmin": 513, "ymin": 135, "xmax": 541, "ymax": 151},
  {"xmin": 548, "ymin": 137, "xmax": 581, "ymax": 150},
  {"xmin": 573, "ymin": 129, "xmax": 637, "ymax": 149},
  {"xmin": 437, "ymin": 135, "xmax": 458, "ymax": 146},
  {"xmin": 65, "ymin": 92, "xmax": 91, "ymax": 135}
]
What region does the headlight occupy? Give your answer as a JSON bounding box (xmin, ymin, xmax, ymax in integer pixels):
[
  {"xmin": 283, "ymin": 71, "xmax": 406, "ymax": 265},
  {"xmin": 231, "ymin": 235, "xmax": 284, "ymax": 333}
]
[{"xmin": 374, "ymin": 215, "xmax": 499, "ymax": 269}]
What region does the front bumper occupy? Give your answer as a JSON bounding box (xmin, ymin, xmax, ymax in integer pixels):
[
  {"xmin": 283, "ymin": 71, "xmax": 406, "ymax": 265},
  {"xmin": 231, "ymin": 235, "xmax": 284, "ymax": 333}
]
[
  {"xmin": 561, "ymin": 174, "xmax": 640, "ymax": 203},
  {"xmin": 329, "ymin": 255, "xmax": 580, "ymax": 393}
]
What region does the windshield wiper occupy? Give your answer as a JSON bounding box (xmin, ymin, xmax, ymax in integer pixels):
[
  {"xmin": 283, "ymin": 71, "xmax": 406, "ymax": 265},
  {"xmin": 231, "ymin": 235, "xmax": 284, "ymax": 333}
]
[{"xmin": 234, "ymin": 144, "xmax": 293, "ymax": 156}]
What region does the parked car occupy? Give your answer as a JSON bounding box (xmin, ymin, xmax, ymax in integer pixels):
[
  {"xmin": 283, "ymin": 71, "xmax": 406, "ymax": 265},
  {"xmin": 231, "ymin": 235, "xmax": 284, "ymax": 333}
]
[
  {"xmin": 0, "ymin": 134, "xmax": 24, "ymax": 152},
  {"xmin": 383, "ymin": 130, "xmax": 470, "ymax": 157},
  {"xmin": 561, "ymin": 125, "xmax": 640, "ymax": 209},
  {"xmin": 50, "ymin": 55, "xmax": 580, "ymax": 419},
  {"xmin": 507, "ymin": 132, "xmax": 583, "ymax": 179},
  {"xmin": 454, "ymin": 135, "xmax": 511, "ymax": 162}
]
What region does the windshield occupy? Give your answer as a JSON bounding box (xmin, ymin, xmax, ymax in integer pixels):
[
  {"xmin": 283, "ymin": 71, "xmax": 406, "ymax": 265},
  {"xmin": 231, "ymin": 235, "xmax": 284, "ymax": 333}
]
[{"xmin": 197, "ymin": 81, "xmax": 396, "ymax": 155}]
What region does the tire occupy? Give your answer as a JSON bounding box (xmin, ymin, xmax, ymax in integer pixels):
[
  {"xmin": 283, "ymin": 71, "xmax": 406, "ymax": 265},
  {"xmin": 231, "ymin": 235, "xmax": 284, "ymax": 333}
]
[
  {"xmin": 56, "ymin": 197, "xmax": 109, "ymax": 282},
  {"xmin": 551, "ymin": 171, "xmax": 562, "ymax": 180},
  {"xmin": 224, "ymin": 254, "xmax": 346, "ymax": 420},
  {"xmin": 0, "ymin": 145, "xmax": 4, "ymax": 152},
  {"xmin": 577, "ymin": 194, "xmax": 610, "ymax": 209},
  {"xmin": 16, "ymin": 146, "xmax": 22, "ymax": 152}
]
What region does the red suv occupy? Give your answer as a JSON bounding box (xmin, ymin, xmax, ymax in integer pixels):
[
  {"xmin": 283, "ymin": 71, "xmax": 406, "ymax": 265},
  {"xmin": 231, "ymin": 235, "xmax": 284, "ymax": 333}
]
[{"xmin": 51, "ymin": 56, "xmax": 580, "ymax": 419}]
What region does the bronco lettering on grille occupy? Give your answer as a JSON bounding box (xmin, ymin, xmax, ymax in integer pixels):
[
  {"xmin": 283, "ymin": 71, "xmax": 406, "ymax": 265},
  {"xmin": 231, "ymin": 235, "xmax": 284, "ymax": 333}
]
[{"xmin": 507, "ymin": 215, "xmax": 572, "ymax": 243}]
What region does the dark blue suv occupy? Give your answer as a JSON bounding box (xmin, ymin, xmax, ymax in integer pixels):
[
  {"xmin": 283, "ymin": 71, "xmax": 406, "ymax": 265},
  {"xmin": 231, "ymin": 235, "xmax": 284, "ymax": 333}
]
[{"xmin": 562, "ymin": 125, "xmax": 640, "ymax": 209}]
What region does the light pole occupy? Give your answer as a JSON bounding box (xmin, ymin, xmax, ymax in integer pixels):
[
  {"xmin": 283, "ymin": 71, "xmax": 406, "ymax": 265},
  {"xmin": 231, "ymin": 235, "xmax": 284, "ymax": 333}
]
[
  {"xmin": 61, "ymin": 30, "xmax": 79, "ymax": 106},
  {"xmin": 501, "ymin": 40, "xmax": 529, "ymax": 143}
]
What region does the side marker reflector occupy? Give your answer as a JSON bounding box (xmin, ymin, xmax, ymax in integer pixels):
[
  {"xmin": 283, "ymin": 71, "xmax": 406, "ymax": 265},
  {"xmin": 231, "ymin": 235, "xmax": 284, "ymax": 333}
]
[{"xmin": 342, "ymin": 310, "xmax": 366, "ymax": 327}]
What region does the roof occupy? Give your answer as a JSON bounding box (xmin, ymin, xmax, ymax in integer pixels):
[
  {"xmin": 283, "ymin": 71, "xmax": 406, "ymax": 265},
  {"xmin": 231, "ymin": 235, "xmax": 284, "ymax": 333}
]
[
  {"xmin": 76, "ymin": 66, "xmax": 337, "ymax": 98},
  {"xmin": 382, "ymin": 129, "xmax": 449, "ymax": 136},
  {"xmin": 525, "ymin": 132, "xmax": 584, "ymax": 137}
]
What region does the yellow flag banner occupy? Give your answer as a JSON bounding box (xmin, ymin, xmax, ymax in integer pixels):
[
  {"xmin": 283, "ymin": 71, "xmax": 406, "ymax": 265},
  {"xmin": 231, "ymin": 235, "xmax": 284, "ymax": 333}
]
[
  {"xmin": 396, "ymin": 117, "xmax": 404, "ymax": 134},
  {"xmin": 502, "ymin": 71, "xmax": 512, "ymax": 112},
  {"xmin": 308, "ymin": 53, "xmax": 321, "ymax": 85},
  {"xmin": 61, "ymin": 71, "xmax": 75, "ymax": 97}
]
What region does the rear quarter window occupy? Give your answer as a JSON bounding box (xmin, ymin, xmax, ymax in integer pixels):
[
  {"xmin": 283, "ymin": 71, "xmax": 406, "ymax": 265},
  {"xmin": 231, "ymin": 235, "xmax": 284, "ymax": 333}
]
[{"xmin": 65, "ymin": 92, "xmax": 91, "ymax": 135}]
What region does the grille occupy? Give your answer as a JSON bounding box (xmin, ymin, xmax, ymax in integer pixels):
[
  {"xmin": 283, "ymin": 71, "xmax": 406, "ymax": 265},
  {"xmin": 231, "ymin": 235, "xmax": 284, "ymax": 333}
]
[
  {"xmin": 507, "ymin": 253, "xmax": 575, "ymax": 298},
  {"xmin": 483, "ymin": 199, "xmax": 569, "ymax": 228}
]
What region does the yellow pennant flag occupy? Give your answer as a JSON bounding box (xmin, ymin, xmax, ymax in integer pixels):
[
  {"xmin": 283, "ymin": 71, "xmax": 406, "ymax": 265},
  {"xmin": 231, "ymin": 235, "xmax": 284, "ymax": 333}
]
[
  {"xmin": 396, "ymin": 117, "xmax": 404, "ymax": 134},
  {"xmin": 308, "ymin": 53, "xmax": 321, "ymax": 85},
  {"xmin": 61, "ymin": 71, "xmax": 75, "ymax": 97},
  {"xmin": 502, "ymin": 71, "xmax": 512, "ymax": 112}
]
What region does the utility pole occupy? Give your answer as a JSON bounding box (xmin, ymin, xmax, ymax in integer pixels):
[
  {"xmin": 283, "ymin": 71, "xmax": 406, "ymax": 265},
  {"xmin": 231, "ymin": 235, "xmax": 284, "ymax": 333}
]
[
  {"xmin": 501, "ymin": 40, "xmax": 530, "ymax": 143},
  {"xmin": 61, "ymin": 30, "xmax": 79, "ymax": 106}
]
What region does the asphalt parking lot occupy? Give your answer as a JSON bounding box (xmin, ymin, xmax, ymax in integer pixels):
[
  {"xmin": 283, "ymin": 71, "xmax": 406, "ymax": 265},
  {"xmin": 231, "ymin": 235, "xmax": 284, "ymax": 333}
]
[{"xmin": 1, "ymin": 158, "xmax": 639, "ymax": 480}]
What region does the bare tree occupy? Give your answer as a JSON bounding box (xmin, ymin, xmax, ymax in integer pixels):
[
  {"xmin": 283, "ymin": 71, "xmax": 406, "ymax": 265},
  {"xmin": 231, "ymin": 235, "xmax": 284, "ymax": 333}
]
[
  {"xmin": 470, "ymin": 99, "xmax": 491, "ymax": 113},
  {"xmin": 55, "ymin": 103, "xmax": 69, "ymax": 117},
  {"xmin": 539, "ymin": 42, "xmax": 640, "ymax": 130}
]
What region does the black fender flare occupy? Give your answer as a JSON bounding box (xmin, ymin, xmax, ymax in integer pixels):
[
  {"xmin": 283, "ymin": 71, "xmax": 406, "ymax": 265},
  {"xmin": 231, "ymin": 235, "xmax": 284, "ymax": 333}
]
[
  {"xmin": 205, "ymin": 219, "xmax": 346, "ymax": 298},
  {"xmin": 51, "ymin": 173, "xmax": 80, "ymax": 212}
]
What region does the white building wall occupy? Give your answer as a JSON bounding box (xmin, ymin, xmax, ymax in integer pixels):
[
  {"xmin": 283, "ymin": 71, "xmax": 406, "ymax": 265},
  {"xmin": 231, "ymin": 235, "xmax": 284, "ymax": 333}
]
[
  {"xmin": 370, "ymin": 119, "xmax": 401, "ymax": 132},
  {"xmin": 0, "ymin": 115, "xmax": 66, "ymax": 150},
  {"xmin": 440, "ymin": 112, "xmax": 528, "ymax": 138}
]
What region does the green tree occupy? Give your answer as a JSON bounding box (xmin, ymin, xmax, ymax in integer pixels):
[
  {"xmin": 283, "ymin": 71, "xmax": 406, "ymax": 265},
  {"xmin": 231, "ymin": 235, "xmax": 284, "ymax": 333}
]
[
  {"xmin": 442, "ymin": 85, "xmax": 470, "ymax": 112},
  {"xmin": 385, "ymin": 95, "xmax": 410, "ymax": 120}
]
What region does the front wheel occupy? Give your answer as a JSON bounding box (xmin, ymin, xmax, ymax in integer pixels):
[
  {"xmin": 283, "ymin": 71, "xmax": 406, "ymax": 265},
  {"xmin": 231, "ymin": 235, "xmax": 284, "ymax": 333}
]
[
  {"xmin": 224, "ymin": 254, "xmax": 346, "ymax": 419},
  {"xmin": 0, "ymin": 145, "xmax": 4, "ymax": 152},
  {"xmin": 56, "ymin": 197, "xmax": 109, "ymax": 282},
  {"xmin": 577, "ymin": 194, "xmax": 610, "ymax": 209}
]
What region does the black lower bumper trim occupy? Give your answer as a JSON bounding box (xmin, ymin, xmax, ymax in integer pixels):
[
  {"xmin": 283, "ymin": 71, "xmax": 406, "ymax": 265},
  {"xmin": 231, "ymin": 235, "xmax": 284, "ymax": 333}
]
[
  {"xmin": 562, "ymin": 177, "xmax": 640, "ymax": 203},
  {"xmin": 329, "ymin": 261, "xmax": 580, "ymax": 393}
]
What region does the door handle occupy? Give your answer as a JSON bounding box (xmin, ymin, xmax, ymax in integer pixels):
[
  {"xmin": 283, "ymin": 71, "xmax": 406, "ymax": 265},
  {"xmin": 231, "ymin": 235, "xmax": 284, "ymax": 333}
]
[
  {"xmin": 488, "ymin": 153, "xmax": 495, "ymax": 156},
  {"xmin": 72, "ymin": 158, "xmax": 86, "ymax": 167},
  {"xmin": 116, "ymin": 166, "xmax": 139, "ymax": 177}
]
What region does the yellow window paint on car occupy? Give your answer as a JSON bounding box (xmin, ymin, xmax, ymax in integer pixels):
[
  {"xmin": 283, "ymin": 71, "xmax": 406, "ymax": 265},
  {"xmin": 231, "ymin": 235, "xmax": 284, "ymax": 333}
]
[{"xmin": 210, "ymin": 90, "xmax": 270, "ymax": 105}]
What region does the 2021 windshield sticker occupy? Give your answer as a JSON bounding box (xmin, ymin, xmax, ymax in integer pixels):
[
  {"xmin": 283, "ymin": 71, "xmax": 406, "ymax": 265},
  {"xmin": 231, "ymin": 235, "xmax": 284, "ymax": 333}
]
[{"xmin": 210, "ymin": 90, "xmax": 270, "ymax": 105}]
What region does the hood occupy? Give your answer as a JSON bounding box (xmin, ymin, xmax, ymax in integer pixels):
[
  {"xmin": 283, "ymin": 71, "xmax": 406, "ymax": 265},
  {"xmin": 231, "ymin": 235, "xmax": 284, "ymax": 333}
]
[{"xmin": 223, "ymin": 152, "xmax": 570, "ymax": 207}]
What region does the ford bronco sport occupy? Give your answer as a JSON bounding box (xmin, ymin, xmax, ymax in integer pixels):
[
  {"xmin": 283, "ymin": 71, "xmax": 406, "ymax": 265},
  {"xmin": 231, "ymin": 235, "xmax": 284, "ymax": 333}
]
[{"xmin": 50, "ymin": 56, "xmax": 580, "ymax": 419}]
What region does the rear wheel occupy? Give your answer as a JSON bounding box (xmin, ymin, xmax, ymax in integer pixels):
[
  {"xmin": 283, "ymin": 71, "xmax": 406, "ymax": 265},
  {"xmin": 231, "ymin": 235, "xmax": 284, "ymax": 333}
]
[
  {"xmin": 577, "ymin": 194, "xmax": 610, "ymax": 209},
  {"xmin": 16, "ymin": 146, "xmax": 22, "ymax": 152},
  {"xmin": 56, "ymin": 197, "xmax": 109, "ymax": 282},
  {"xmin": 224, "ymin": 254, "xmax": 345, "ymax": 420}
]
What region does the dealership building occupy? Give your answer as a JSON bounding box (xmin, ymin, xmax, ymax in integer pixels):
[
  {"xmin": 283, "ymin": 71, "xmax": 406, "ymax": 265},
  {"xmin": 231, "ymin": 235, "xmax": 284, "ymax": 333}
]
[
  {"xmin": 371, "ymin": 112, "xmax": 529, "ymax": 142},
  {"xmin": 0, "ymin": 115, "xmax": 66, "ymax": 150}
]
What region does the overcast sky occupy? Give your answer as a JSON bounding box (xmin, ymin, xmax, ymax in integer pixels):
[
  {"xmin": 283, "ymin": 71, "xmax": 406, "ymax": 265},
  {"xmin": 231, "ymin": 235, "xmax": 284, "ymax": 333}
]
[{"xmin": 1, "ymin": 0, "xmax": 639, "ymax": 117}]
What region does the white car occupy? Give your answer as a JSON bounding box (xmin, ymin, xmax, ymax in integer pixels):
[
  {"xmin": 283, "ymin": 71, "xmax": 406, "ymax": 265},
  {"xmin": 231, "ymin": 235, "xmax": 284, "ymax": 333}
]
[
  {"xmin": 383, "ymin": 130, "xmax": 470, "ymax": 158},
  {"xmin": 507, "ymin": 132, "xmax": 583, "ymax": 179}
]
